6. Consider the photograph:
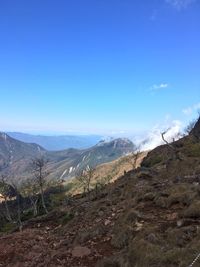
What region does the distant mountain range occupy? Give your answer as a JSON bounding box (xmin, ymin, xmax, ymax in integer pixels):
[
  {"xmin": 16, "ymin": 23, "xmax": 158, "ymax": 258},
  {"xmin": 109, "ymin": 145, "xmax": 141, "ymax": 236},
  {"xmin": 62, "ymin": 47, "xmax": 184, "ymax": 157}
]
[
  {"xmin": 0, "ymin": 132, "xmax": 135, "ymax": 183},
  {"xmin": 7, "ymin": 132, "xmax": 103, "ymax": 151}
]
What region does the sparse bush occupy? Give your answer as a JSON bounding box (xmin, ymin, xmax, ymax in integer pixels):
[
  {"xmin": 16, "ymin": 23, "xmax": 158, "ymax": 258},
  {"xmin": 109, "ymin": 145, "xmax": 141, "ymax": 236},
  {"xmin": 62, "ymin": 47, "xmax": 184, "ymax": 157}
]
[
  {"xmin": 124, "ymin": 209, "xmax": 142, "ymax": 224},
  {"xmin": 142, "ymin": 155, "xmax": 163, "ymax": 168},
  {"xmin": 183, "ymin": 143, "xmax": 200, "ymax": 157},
  {"xmin": 111, "ymin": 227, "xmax": 134, "ymax": 249}
]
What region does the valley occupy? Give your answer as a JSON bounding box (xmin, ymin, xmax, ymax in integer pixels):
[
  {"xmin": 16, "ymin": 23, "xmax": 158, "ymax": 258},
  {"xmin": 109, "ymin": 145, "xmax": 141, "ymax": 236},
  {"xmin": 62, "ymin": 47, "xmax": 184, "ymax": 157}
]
[{"xmin": 0, "ymin": 133, "xmax": 135, "ymax": 184}]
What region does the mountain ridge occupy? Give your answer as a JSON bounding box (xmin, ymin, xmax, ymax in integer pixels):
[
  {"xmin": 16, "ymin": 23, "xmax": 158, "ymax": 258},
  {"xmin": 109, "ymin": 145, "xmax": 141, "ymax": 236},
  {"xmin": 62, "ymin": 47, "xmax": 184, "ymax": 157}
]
[
  {"xmin": 0, "ymin": 132, "xmax": 135, "ymax": 182},
  {"xmin": 7, "ymin": 132, "xmax": 103, "ymax": 151}
]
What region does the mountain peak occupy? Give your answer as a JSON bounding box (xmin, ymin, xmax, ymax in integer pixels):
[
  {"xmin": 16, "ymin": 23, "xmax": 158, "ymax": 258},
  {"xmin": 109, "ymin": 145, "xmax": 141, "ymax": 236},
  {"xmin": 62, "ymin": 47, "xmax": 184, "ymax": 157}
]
[{"xmin": 96, "ymin": 138, "xmax": 133, "ymax": 148}]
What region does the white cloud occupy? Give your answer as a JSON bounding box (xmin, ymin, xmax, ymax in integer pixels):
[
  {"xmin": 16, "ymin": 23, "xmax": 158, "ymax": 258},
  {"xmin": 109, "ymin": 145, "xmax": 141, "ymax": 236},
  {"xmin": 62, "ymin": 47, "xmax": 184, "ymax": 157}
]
[
  {"xmin": 150, "ymin": 83, "xmax": 169, "ymax": 92},
  {"xmin": 182, "ymin": 102, "xmax": 200, "ymax": 116},
  {"xmin": 166, "ymin": 0, "xmax": 196, "ymax": 10},
  {"xmin": 138, "ymin": 120, "xmax": 182, "ymax": 151}
]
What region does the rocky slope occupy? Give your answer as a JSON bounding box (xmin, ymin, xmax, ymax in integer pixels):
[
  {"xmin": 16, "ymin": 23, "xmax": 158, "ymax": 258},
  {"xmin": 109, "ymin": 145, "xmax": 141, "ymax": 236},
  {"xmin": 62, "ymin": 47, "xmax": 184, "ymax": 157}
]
[{"xmin": 1, "ymin": 119, "xmax": 200, "ymax": 266}]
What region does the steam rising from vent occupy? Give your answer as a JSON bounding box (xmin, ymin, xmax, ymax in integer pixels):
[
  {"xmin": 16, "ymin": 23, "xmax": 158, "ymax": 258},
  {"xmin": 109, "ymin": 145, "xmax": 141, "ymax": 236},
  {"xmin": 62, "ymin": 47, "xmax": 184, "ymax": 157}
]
[{"xmin": 138, "ymin": 120, "xmax": 182, "ymax": 151}]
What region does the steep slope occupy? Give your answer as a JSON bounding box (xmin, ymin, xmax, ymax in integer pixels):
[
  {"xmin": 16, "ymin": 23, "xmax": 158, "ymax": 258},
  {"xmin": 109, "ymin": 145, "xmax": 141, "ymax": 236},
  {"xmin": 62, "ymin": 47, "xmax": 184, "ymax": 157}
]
[
  {"xmin": 1, "ymin": 120, "xmax": 200, "ymax": 266},
  {"xmin": 7, "ymin": 132, "xmax": 102, "ymax": 150},
  {"xmin": 66, "ymin": 151, "xmax": 148, "ymax": 195},
  {"xmin": 46, "ymin": 138, "xmax": 135, "ymax": 180},
  {"xmin": 0, "ymin": 132, "xmax": 45, "ymax": 175}
]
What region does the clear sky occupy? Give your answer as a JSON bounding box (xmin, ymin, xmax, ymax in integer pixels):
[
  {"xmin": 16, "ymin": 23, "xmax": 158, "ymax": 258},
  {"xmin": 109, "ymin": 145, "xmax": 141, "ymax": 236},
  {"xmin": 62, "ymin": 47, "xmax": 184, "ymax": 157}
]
[{"xmin": 0, "ymin": 0, "xmax": 199, "ymax": 135}]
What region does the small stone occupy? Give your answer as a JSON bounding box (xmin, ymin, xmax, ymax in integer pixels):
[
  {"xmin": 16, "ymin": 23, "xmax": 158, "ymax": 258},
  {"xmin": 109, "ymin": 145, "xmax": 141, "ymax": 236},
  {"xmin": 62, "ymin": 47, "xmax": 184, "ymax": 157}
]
[
  {"xmin": 147, "ymin": 233, "xmax": 157, "ymax": 244},
  {"xmin": 71, "ymin": 246, "xmax": 91, "ymax": 257},
  {"xmin": 104, "ymin": 219, "xmax": 111, "ymax": 226},
  {"xmin": 135, "ymin": 221, "xmax": 143, "ymax": 231},
  {"xmin": 177, "ymin": 219, "xmax": 184, "ymax": 228},
  {"xmin": 61, "ymin": 239, "xmax": 70, "ymax": 246},
  {"xmin": 98, "ymin": 211, "xmax": 104, "ymax": 217}
]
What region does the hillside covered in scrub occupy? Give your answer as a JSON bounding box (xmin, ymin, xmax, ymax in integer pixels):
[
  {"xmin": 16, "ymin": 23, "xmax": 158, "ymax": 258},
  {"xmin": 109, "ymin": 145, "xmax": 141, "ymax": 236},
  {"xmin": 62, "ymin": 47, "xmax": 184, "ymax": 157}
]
[{"xmin": 1, "ymin": 118, "xmax": 200, "ymax": 267}]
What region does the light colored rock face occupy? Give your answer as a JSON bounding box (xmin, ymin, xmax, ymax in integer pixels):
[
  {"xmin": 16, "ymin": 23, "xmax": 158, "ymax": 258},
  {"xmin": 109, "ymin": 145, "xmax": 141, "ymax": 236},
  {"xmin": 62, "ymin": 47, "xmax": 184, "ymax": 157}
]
[{"xmin": 71, "ymin": 246, "xmax": 91, "ymax": 257}]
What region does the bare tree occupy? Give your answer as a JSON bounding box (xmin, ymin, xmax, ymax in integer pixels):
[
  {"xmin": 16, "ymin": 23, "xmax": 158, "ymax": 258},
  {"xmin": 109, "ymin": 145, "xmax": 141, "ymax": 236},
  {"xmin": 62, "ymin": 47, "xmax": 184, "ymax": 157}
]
[
  {"xmin": 11, "ymin": 182, "xmax": 23, "ymax": 231},
  {"xmin": 161, "ymin": 129, "xmax": 182, "ymax": 161},
  {"xmin": 128, "ymin": 148, "xmax": 141, "ymax": 169},
  {"xmin": 76, "ymin": 166, "xmax": 95, "ymax": 199},
  {"xmin": 31, "ymin": 157, "xmax": 49, "ymax": 214},
  {"xmin": 161, "ymin": 129, "xmax": 176, "ymax": 149},
  {"xmin": 21, "ymin": 178, "xmax": 39, "ymax": 217},
  {"xmin": 0, "ymin": 175, "xmax": 12, "ymax": 222}
]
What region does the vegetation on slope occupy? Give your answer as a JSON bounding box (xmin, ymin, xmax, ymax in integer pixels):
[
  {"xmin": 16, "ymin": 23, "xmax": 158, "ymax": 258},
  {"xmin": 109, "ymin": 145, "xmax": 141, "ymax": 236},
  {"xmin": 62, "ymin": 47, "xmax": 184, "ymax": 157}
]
[{"xmin": 1, "ymin": 118, "xmax": 200, "ymax": 266}]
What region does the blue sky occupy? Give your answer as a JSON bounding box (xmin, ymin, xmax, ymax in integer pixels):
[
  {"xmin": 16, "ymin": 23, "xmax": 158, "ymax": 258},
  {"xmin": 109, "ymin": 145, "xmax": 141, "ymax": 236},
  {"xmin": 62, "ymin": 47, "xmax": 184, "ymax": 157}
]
[{"xmin": 0, "ymin": 0, "xmax": 200, "ymax": 135}]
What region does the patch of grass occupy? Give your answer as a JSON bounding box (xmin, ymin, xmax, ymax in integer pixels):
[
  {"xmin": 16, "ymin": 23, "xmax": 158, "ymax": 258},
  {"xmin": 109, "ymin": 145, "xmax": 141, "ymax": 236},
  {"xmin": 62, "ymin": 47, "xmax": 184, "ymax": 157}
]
[
  {"xmin": 142, "ymin": 155, "xmax": 163, "ymax": 168},
  {"xmin": 128, "ymin": 238, "xmax": 191, "ymax": 267},
  {"xmin": 60, "ymin": 212, "xmax": 74, "ymax": 225},
  {"xmin": 167, "ymin": 192, "xmax": 195, "ymax": 208},
  {"xmin": 156, "ymin": 184, "xmax": 198, "ymax": 208},
  {"xmin": 183, "ymin": 143, "xmax": 200, "ymax": 157},
  {"xmin": 111, "ymin": 226, "xmax": 134, "ymax": 249}
]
